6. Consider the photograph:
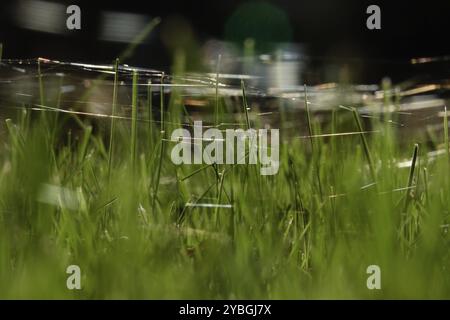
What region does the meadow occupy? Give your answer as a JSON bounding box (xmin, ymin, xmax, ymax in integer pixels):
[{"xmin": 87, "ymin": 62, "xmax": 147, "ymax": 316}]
[{"xmin": 0, "ymin": 55, "xmax": 449, "ymax": 300}]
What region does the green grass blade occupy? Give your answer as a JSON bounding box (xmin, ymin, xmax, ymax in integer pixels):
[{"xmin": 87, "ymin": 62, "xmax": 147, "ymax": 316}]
[
  {"xmin": 131, "ymin": 69, "xmax": 138, "ymax": 167},
  {"xmin": 352, "ymin": 106, "xmax": 376, "ymax": 182},
  {"xmin": 107, "ymin": 58, "xmax": 120, "ymax": 181},
  {"xmin": 305, "ymin": 84, "xmax": 323, "ymax": 200}
]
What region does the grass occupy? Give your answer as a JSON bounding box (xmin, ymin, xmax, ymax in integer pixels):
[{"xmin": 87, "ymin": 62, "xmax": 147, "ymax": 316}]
[
  {"xmin": 107, "ymin": 58, "xmax": 120, "ymax": 184},
  {"xmin": 0, "ymin": 61, "xmax": 449, "ymax": 300},
  {"xmin": 130, "ymin": 70, "xmax": 138, "ymax": 167}
]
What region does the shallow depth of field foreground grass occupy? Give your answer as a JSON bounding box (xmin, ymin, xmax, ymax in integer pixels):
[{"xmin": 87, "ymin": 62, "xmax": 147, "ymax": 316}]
[{"xmin": 0, "ymin": 70, "xmax": 449, "ymax": 299}]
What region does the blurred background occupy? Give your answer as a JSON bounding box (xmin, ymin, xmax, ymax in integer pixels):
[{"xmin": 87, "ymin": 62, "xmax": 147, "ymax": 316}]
[{"xmin": 0, "ymin": 0, "xmax": 449, "ymax": 83}]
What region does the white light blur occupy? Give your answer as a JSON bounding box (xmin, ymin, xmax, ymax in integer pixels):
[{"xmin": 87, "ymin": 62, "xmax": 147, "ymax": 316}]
[
  {"xmin": 14, "ymin": 0, "xmax": 66, "ymax": 34},
  {"xmin": 99, "ymin": 11, "xmax": 151, "ymax": 43}
]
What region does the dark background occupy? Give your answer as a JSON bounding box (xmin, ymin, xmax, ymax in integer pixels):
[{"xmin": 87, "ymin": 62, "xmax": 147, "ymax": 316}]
[{"xmin": 0, "ymin": 0, "xmax": 449, "ymax": 82}]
